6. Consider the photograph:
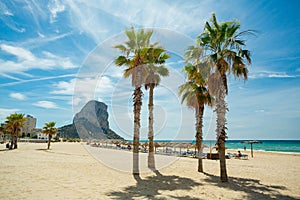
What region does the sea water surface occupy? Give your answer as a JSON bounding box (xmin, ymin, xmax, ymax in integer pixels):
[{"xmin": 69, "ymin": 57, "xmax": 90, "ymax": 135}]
[{"xmin": 138, "ymin": 140, "xmax": 300, "ymax": 154}]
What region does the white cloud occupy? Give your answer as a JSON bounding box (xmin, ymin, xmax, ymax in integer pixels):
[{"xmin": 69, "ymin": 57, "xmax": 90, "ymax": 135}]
[
  {"xmin": 255, "ymin": 109, "xmax": 265, "ymax": 113},
  {"xmin": 9, "ymin": 92, "xmax": 26, "ymax": 100},
  {"xmin": 3, "ymin": 10, "xmax": 13, "ymax": 16},
  {"xmin": 48, "ymin": 0, "xmax": 65, "ymax": 23},
  {"xmin": 63, "ymin": 0, "xmax": 209, "ymax": 43},
  {"xmin": 37, "ymin": 32, "xmax": 45, "ymax": 38},
  {"xmin": 1, "ymin": 44, "xmax": 35, "ymax": 61},
  {"xmin": 20, "ymin": 32, "xmax": 72, "ymax": 48},
  {"xmin": 33, "ymin": 101, "xmax": 59, "ymax": 109},
  {"xmin": 268, "ymin": 73, "xmax": 296, "ymax": 78},
  {"xmin": 51, "ymin": 79, "xmax": 75, "ymax": 95},
  {"xmin": 0, "ymin": 44, "xmax": 77, "ymax": 75},
  {"xmin": 249, "ymin": 70, "xmax": 297, "ymax": 79},
  {"xmin": 0, "ymin": 73, "xmax": 76, "ymax": 87},
  {"xmin": 51, "ymin": 76, "xmax": 116, "ymax": 108},
  {"xmin": 0, "ymin": 1, "xmax": 13, "ymax": 16}
]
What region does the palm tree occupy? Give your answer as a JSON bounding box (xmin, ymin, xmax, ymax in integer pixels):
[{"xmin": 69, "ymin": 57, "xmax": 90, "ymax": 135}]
[
  {"xmin": 198, "ymin": 13, "xmax": 254, "ymax": 182},
  {"xmin": 43, "ymin": 122, "xmax": 58, "ymax": 149},
  {"xmin": 179, "ymin": 45, "xmax": 212, "ymax": 172},
  {"xmin": 5, "ymin": 113, "xmax": 26, "ymax": 149},
  {"xmin": 114, "ymin": 27, "xmax": 153, "ymax": 175},
  {"xmin": 144, "ymin": 46, "xmax": 170, "ymax": 169}
]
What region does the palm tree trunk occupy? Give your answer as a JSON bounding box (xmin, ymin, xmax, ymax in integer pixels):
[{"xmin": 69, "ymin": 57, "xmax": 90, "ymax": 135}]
[
  {"xmin": 216, "ymin": 84, "xmax": 228, "ymax": 182},
  {"xmin": 48, "ymin": 134, "xmax": 52, "ymax": 149},
  {"xmin": 148, "ymin": 84, "xmax": 155, "ymax": 170},
  {"xmin": 13, "ymin": 129, "xmax": 18, "ymax": 149},
  {"xmin": 196, "ymin": 105, "xmax": 204, "ymax": 172},
  {"xmin": 10, "ymin": 131, "xmax": 14, "ymax": 150},
  {"xmin": 133, "ymin": 87, "xmax": 143, "ymax": 175}
]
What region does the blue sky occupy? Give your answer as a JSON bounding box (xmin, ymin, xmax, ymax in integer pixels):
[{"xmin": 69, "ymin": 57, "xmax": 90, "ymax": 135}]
[{"xmin": 0, "ymin": 0, "xmax": 299, "ymax": 140}]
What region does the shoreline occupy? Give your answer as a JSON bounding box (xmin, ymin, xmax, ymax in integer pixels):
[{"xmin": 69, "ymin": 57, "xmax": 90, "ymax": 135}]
[
  {"xmin": 226, "ymin": 148, "xmax": 300, "ymax": 155},
  {"xmin": 13, "ymin": 140, "xmax": 300, "ymax": 155},
  {"xmin": 0, "ymin": 142, "xmax": 299, "ymax": 199}
]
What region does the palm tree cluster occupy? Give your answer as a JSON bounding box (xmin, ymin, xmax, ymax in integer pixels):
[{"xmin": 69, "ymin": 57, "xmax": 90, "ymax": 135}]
[
  {"xmin": 114, "ymin": 27, "xmax": 170, "ymax": 173},
  {"xmin": 115, "ymin": 13, "xmax": 253, "ymax": 182},
  {"xmin": 1, "ymin": 113, "xmax": 58, "ymax": 150},
  {"xmin": 180, "ymin": 13, "xmax": 254, "ymax": 181},
  {"xmin": 2, "ymin": 113, "xmax": 26, "ymax": 149}
]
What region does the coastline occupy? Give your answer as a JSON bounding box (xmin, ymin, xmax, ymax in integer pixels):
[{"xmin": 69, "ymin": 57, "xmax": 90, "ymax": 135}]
[
  {"xmin": 133, "ymin": 139, "xmax": 300, "ymax": 154},
  {"xmin": 0, "ymin": 142, "xmax": 299, "ymax": 199},
  {"xmin": 226, "ymin": 148, "xmax": 300, "ymax": 155}
]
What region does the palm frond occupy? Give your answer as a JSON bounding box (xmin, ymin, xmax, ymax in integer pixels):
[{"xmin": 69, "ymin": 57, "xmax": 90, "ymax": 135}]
[
  {"xmin": 114, "ymin": 44, "xmax": 128, "ymax": 54},
  {"xmin": 115, "ymin": 56, "xmax": 130, "ymax": 66}
]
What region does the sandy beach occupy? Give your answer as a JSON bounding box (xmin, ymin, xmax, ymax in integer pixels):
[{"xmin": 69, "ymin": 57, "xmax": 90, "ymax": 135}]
[{"xmin": 0, "ymin": 142, "xmax": 299, "ymax": 200}]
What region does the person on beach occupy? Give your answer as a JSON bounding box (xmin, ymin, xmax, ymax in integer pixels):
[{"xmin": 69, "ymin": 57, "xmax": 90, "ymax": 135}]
[{"xmin": 237, "ymin": 150, "xmax": 242, "ymax": 158}]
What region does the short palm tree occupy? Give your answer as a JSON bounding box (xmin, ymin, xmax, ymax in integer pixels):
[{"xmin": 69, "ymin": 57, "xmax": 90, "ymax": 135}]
[
  {"xmin": 198, "ymin": 13, "xmax": 254, "ymax": 182},
  {"xmin": 114, "ymin": 27, "xmax": 153, "ymax": 175},
  {"xmin": 179, "ymin": 45, "xmax": 212, "ymax": 172},
  {"xmin": 144, "ymin": 46, "xmax": 170, "ymax": 169},
  {"xmin": 5, "ymin": 113, "xmax": 26, "ymax": 149},
  {"xmin": 43, "ymin": 122, "xmax": 58, "ymax": 149}
]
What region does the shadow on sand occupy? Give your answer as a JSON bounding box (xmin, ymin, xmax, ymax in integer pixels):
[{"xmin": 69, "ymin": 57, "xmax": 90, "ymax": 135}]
[
  {"xmin": 0, "ymin": 149, "xmax": 9, "ymax": 152},
  {"xmin": 36, "ymin": 148, "xmax": 49, "ymax": 151},
  {"xmin": 203, "ymin": 172, "xmax": 297, "ymax": 200},
  {"xmin": 106, "ymin": 170, "xmax": 296, "ymax": 200},
  {"xmin": 107, "ymin": 170, "xmax": 201, "ymax": 200}
]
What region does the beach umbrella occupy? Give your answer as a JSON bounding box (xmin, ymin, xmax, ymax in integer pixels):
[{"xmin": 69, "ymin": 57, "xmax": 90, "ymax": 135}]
[
  {"xmin": 154, "ymin": 142, "xmax": 161, "ymax": 153},
  {"xmin": 189, "ymin": 143, "xmax": 208, "ymax": 157},
  {"xmin": 241, "ymin": 140, "xmax": 262, "ymax": 158},
  {"xmin": 113, "ymin": 141, "xmax": 120, "ymax": 145},
  {"xmin": 154, "ymin": 142, "xmax": 161, "ymax": 147},
  {"xmin": 162, "ymin": 142, "xmax": 172, "ymax": 154},
  {"xmin": 159, "ymin": 142, "xmax": 168, "ymax": 153},
  {"xmin": 174, "ymin": 142, "xmax": 190, "ymax": 156},
  {"xmin": 188, "ymin": 143, "xmax": 208, "ymax": 149}
]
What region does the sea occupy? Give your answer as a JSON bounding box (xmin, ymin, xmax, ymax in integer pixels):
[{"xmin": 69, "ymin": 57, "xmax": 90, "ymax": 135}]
[{"xmin": 138, "ymin": 140, "xmax": 300, "ymax": 154}]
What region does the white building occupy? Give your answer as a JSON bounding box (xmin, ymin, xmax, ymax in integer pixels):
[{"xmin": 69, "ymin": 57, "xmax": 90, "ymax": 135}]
[
  {"xmin": 22, "ymin": 115, "xmax": 37, "ymax": 137},
  {"xmin": 37, "ymin": 132, "xmax": 57, "ymax": 140},
  {"xmin": 32, "ymin": 128, "xmax": 42, "ymax": 137}
]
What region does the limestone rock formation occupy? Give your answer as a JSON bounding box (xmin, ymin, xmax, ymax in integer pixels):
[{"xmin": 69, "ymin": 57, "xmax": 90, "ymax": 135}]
[{"xmin": 59, "ymin": 100, "xmax": 123, "ymax": 140}]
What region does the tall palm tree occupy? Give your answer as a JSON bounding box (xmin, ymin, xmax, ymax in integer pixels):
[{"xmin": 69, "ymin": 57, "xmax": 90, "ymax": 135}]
[
  {"xmin": 114, "ymin": 27, "xmax": 153, "ymax": 175},
  {"xmin": 144, "ymin": 46, "xmax": 170, "ymax": 169},
  {"xmin": 5, "ymin": 113, "xmax": 26, "ymax": 149},
  {"xmin": 43, "ymin": 122, "xmax": 58, "ymax": 149},
  {"xmin": 198, "ymin": 13, "xmax": 253, "ymax": 182},
  {"xmin": 179, "ymin": 45, "xmax": 212, "ymax": 172}
]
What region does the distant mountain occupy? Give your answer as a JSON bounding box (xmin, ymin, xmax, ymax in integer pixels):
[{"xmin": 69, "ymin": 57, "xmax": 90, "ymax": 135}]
[{"xmin": 58, "ymin": 100, "xmax": 123, "ymax": 140}]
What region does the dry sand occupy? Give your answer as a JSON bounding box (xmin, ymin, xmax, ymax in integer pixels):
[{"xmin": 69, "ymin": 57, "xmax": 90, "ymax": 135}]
[{"xmin": 0, "ymin": 142, "xmax": 299, "ymax": 200}]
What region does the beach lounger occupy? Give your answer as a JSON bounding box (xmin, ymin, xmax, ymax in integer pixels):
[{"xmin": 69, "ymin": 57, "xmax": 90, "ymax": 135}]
[
  {"xmin": 232, "ymin": 153, "xmax": 248, "ymax": 160},
  {"xmin": 239, "ymin": 154, "xmax": 248, "ymax": 159}
]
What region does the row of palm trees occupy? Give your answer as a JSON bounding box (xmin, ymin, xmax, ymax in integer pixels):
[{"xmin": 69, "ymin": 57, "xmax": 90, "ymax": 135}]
[
  {"xmin": 114, "ymin": 13, "xmax": 253, "ymax": 182},
  {"xmin": 1, "ymin": 114, "xmax": 58, "ymax": 150}
]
